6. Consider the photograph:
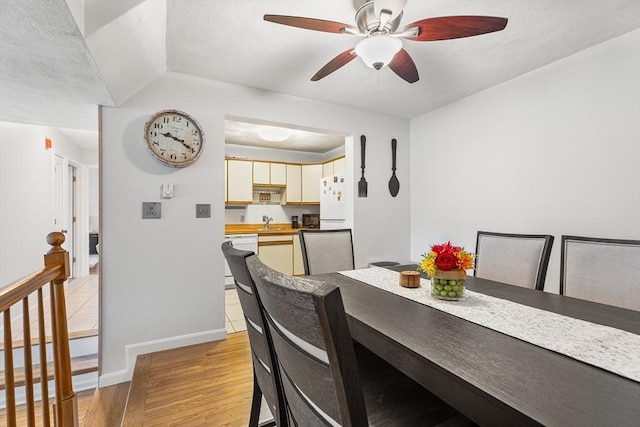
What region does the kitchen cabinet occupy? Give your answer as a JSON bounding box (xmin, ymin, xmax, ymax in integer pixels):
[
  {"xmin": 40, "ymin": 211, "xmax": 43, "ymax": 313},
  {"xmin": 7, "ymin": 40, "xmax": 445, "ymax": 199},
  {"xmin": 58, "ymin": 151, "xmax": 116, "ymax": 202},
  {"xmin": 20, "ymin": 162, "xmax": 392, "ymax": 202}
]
[
  {"xmin": 323, "ymin": 157, "xmax": 345, "ymax": 178},
  {"xmin": 253, "ymin": 161, "xmax": 270, "ymax": 185},
  {"xmin": 227, "ymin": 159, "xmax": 253, "ymax": 204},
  {"xmin": 333, "ymin": 156, "xmax": 346, "ymax": 176},
  {"xmin": 258, "ymin": 235, "xmax": 293, "ymax": 275},
  {"xmin": 271, "ymin": 162, "xmax": 286, "ymax": 186},
  {"xmin": 293, "ymin": 234, "xmax": 305, "ymax": 276},
  {"xmin": 253, "ymin": 161, "xmax": 287, "ymax": 186},
  {"xmin": 286, "ymin": 164, "xmax": 302, "ymax": 204},
  {"xmin": 301, "ymin": 163, "xmax": 322, "ymax": 204},
  {"xmin": 224, "ymin": 160, "xmax": 228, "ymax": 202},
  {"xmin": 322, "ymin": 161, "xmax": 333, "ymax": 178}
]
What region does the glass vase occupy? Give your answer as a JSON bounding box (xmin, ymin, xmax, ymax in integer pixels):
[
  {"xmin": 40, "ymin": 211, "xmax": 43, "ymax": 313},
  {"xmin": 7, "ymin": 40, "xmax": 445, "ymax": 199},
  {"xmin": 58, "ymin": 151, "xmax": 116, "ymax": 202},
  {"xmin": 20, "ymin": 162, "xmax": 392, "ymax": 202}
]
[{"xmin": 431, "ymin": 269, "xmax": 466, "ymax": 300}]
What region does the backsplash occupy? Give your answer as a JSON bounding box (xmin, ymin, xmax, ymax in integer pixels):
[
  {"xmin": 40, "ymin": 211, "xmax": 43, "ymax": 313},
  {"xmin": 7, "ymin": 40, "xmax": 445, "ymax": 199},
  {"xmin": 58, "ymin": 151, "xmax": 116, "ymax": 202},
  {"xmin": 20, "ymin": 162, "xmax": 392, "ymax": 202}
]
[{"xmin": 225, "ymin": 204, "xmax": 319, "ymax": 224}]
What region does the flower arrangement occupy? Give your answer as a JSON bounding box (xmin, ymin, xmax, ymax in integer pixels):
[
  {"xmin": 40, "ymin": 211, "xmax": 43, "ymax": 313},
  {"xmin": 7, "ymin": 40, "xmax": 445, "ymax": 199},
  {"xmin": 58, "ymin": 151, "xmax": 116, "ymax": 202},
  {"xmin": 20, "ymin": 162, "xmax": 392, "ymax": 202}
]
[{"xmin": 419, "ymin": 241, "xmax": 474, "ymax": 277}]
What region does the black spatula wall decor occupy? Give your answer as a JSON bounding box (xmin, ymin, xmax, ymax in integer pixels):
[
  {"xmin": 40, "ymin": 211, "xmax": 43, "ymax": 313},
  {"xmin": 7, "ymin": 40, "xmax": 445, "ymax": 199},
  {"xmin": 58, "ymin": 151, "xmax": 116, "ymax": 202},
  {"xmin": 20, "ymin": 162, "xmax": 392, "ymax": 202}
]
[
  {"xmin": 358, "ymin": 135, "xmax": 368, "ymax": 197},
  {"xmin": 389, "ymin": 138, "xmax": 400, "ymax": 197}
]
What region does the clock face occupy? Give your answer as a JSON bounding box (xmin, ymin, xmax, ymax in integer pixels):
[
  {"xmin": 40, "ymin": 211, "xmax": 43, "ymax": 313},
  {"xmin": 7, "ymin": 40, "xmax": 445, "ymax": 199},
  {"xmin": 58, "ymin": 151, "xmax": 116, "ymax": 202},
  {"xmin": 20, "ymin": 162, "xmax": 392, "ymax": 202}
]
[{"xmin": 144, "ymin": 110, "xmax": 205, "ymax": 167}]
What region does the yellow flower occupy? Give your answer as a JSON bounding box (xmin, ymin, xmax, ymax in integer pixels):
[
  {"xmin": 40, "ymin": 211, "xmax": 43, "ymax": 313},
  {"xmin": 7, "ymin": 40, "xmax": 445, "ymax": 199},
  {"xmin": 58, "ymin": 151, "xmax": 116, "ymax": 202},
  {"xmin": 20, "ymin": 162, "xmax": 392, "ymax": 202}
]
[
  {"xmin": 418, "ymin": 251, "xmax": 437, "ymax": 276},
  {"xmin": 457, "ymin": 251, "xmax": 475, "ymax": 270}
]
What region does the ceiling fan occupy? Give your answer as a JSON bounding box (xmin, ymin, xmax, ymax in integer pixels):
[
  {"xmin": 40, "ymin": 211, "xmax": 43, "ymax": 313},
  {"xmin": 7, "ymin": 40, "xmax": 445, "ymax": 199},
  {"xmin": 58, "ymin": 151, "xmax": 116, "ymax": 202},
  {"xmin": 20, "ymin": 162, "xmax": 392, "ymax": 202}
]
[{"xmin": 264, "ymin": 0, "xmax": 508, "ymax": 83}]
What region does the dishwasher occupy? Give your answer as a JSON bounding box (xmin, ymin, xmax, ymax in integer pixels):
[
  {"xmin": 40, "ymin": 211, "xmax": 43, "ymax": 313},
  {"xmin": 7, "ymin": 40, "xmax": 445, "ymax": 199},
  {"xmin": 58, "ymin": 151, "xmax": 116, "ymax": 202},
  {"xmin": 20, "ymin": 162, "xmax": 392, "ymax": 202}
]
[{"xmin": 224, "ymin": 234, "xmax": 258, "ymax": 288}]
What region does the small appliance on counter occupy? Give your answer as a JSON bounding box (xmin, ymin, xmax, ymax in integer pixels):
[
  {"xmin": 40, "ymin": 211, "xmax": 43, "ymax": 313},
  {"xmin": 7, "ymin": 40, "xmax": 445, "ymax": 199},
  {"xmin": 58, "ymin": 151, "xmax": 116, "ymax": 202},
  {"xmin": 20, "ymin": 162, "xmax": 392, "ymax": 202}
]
[
  {"xmin": 291, "ymin": 215, "xmax": 299, "ymax": 229},
  {"xmin": 302, "ymin": 213, "xmax": 320, "ymax": 228}
]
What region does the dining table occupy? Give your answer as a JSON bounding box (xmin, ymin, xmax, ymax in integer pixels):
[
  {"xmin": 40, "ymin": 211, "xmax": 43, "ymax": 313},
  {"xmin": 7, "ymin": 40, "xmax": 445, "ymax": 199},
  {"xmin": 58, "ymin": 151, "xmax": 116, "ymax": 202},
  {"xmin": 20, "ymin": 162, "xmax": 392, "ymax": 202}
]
[{"xmin": 310, "ymin": 264, "xmax": 640, "ymax": 427}]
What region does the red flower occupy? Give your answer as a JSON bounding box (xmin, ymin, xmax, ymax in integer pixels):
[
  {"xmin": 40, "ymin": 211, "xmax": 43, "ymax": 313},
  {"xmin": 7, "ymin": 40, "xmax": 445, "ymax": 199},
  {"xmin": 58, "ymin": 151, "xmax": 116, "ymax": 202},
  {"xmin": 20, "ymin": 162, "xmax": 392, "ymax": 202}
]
[
  {"xmin": 434, "ymin": 252, "xmax": 458, "ymax": 271},
  {"xmin": 431, "ymin": 241, "xmax": 462, "ymax": 255}
]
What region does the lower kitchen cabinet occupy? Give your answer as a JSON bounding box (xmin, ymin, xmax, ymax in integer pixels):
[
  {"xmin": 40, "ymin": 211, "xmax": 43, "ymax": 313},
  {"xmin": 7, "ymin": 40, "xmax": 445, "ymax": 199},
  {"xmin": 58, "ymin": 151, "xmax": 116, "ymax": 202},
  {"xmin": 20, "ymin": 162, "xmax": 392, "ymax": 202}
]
[{"xmin": 258, "ymin": 235, "xmax": 294, "ymax": 275}]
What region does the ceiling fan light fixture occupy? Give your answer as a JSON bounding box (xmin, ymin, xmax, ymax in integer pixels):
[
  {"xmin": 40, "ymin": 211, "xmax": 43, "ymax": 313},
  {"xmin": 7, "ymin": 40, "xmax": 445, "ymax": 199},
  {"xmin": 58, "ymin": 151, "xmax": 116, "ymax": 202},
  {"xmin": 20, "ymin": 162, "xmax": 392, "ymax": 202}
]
[
  {"xmin": 355, "ymin": 35, "xmax": 402, "ymax": 70},
  {"xmin": 256, "ymin": 126, "xmax": 292, "ymax": 142}
]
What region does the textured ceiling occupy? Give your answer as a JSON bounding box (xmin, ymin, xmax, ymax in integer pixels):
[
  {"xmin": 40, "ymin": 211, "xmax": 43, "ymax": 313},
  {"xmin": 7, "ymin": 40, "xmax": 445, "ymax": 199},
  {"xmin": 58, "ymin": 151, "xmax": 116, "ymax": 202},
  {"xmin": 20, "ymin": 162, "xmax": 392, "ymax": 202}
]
[{"xmin": 1, "ymin": 0, "xmax": 639, "ymax": 152}]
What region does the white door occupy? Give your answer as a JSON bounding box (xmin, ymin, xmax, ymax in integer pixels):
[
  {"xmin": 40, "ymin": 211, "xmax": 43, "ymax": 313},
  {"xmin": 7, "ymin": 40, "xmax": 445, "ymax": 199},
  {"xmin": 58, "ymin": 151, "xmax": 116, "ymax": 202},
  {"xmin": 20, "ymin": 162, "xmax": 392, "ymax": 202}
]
[{"xmin": 53, "ymin": 155, "xmax": 78, "ymax": 277}]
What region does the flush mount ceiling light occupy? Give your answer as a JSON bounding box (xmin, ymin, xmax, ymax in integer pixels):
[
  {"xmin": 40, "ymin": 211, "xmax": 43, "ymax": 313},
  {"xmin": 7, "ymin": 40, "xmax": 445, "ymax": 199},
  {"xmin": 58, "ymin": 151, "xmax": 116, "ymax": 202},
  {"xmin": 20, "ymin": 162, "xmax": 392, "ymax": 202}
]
[
  {"xmin": 256, "ymin": 126, "xmax": 292, "ymax": 142},
  {"xmin": 354, "ymin": 34, "xmax": 402, "ymax": 70}
]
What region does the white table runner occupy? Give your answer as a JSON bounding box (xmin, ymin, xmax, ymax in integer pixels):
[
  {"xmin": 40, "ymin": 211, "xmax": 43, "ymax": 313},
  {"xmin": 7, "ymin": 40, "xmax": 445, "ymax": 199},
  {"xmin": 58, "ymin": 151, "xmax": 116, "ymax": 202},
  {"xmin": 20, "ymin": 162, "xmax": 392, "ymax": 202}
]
[{"xmin": 339, "ymin": 267, "xmax": 640, "ymax": 382}]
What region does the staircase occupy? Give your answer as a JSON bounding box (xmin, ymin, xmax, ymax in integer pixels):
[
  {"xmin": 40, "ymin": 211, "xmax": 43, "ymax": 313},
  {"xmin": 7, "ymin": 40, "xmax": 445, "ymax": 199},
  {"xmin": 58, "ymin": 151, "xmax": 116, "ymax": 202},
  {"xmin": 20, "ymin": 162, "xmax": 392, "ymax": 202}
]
[{"xmin": 0, "ymin": 331, "xmax": 99, "ymax": 409}]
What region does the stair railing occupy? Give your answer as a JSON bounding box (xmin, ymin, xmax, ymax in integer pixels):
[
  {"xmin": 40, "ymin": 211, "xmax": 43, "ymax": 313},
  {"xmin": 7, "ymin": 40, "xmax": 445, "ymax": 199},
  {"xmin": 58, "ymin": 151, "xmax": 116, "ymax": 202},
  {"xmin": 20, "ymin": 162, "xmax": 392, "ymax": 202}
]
[{"xmin": 1, "ymin": 232, "xmax": 78, "ymax": 426}]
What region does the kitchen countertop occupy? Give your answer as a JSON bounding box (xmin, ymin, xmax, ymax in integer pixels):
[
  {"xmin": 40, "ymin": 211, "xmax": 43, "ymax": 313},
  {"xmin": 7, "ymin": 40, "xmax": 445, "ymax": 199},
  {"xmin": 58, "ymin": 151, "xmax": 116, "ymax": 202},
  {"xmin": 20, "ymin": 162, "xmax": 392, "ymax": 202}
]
[{"xmin": 225, "ymin": 223, "xmax": 319, "ymax": 236}]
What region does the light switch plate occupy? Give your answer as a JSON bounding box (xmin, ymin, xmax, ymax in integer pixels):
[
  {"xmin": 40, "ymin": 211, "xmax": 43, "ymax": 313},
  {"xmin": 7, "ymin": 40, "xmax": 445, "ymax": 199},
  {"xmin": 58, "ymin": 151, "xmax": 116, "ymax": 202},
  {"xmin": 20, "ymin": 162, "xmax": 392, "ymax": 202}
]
[
  {"xmin": 142, "ymin": 202, "xmax": 161, "ymax": 219},
  {"xmin": 196, "ymin": 204, "xmax": 211, "ymax": 218},
  {"xmin": 162, "ymin": 183, "xmax": 174, "ymax": 198}
]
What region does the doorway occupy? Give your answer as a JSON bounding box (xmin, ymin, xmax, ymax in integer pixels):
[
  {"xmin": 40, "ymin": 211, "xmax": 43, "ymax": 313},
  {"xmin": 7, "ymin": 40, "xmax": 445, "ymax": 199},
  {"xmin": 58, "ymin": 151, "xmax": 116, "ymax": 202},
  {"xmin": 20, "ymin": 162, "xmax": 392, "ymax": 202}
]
[{"xmin": 53, "ymin": 152, "xmax": 99, "ymax": 339}]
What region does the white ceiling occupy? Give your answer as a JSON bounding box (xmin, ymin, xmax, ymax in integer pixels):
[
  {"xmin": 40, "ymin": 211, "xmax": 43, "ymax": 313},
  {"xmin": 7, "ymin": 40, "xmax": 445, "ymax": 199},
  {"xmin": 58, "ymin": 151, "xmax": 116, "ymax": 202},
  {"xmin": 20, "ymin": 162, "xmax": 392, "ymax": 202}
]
[{"xmin": 1, "ymin": 0, "xmax": 639, "ymax": 152}]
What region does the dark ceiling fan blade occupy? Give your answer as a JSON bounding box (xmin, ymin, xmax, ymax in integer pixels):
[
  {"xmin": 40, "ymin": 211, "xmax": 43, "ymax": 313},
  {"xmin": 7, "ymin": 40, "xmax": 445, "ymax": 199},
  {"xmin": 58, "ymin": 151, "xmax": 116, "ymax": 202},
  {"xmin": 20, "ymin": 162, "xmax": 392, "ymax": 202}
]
[
  {"xmin": 311, "ymin": 49, "xmax": 357, "ymax": 81},
  {"xmin": 388, "ymin": 49, "xmax": 419, "ymax": 83},
  {"xmin": 264, "ymin": 14, "xmax": 357, "ymax": 34},
  {"xmin": 403, "ymin": 16, "xmax": 508, "ymax": 41}
]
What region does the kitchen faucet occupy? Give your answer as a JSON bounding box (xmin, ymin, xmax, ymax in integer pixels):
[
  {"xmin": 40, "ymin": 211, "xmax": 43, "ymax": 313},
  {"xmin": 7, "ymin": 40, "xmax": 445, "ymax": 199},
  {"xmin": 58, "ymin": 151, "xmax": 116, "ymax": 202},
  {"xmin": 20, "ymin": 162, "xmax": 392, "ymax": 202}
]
[{"xmin": 262, "ymin": 215, "xmax": 273, "ymax": 229}]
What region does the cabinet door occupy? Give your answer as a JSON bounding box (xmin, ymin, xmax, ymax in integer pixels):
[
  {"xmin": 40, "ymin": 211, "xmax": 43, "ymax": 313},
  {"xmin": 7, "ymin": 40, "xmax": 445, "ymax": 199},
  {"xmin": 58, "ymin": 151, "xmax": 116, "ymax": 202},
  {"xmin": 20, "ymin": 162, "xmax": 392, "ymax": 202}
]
[
  {"xmin": 227, "ymin": 159, "xmax": 253, "ymax": 203},
  {"xmin": 293, "ymin": 234, "xmax": 305, "ymax": 276},
  {"xmin": 253, "ymin": 161, "xmax": 270, "ymax": 185},
  {"xmin": 301, "ymin": 164, "xmax": 322, "ymax": 203},
  {"xmin": 322, "ymin": 161, "xmax": 333, "ymax": 178},
  {"xmin": 270, "ymin": 162, "xmax": 287, "ymax": 186},
  {"xmin": 286, "ymin": 164, "xmax": 302, "ymax": 204},
  {"xmin": 333, "ymin": 157, "xmax": 346, "ymax": 176},
  {"xmin": 258, "ymin": 236, "xmax": 294, "ymax": 275},
  {"xmin": 224, "ymin": 159, "xmax": 228, "ymax": 203}
]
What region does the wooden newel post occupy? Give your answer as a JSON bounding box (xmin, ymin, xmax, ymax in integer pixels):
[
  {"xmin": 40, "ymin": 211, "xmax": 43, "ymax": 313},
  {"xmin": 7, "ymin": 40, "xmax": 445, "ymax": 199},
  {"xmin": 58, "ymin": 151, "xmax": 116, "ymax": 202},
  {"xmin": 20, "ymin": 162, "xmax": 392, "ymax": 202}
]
[{"xmin": 44, "ymin": 232, "xmax": 78, "ymax": 427}]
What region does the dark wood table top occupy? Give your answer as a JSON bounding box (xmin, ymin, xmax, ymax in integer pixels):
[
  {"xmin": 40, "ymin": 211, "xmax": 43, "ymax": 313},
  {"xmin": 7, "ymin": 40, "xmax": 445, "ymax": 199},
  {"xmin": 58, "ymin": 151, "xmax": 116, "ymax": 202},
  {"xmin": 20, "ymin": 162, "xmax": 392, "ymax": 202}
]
[{"xmin": 311, "ymin": 265, "xmax": 640, "ymax": 427}]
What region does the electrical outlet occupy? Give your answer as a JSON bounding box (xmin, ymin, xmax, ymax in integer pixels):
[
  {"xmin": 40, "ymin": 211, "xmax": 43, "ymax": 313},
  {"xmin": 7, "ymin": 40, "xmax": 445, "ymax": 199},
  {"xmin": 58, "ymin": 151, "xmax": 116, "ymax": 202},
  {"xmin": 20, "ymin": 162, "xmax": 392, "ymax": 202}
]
[
  {"xmin": 142, "ymin": 202, "xmax": 161, "ymax": 219},
  {"xmin": 196, "ymin": 204, "xmax": 211, "ymax": 218}
]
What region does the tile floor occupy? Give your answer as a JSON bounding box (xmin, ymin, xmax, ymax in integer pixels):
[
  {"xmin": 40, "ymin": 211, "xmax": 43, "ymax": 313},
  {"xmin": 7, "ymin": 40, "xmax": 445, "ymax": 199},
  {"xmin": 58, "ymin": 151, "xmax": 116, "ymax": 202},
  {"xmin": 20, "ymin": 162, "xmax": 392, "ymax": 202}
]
[
  {"xmin": 224, "ymin": 288, "xmax": 247, "ymax": 333},
  {"xmin": 1, "ymin": 274, "xmax": 99, "ymax": 344}
]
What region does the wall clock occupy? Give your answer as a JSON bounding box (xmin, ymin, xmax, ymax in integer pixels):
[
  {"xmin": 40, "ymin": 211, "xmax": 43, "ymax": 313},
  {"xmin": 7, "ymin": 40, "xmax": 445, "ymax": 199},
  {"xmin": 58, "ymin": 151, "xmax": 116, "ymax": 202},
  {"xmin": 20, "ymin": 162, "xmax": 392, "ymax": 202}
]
[{"xmin": 144, "ymin": 109, "xmax": 205, "ymax": 167}]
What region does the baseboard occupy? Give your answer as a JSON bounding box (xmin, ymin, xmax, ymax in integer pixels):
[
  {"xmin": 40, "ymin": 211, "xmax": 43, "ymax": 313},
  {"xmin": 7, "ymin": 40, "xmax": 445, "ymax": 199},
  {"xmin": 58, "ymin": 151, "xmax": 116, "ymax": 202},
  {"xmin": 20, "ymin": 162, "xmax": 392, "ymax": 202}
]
[{"xmin": 98, "ymin": 328, "xmax": 227, "ymax": 388}]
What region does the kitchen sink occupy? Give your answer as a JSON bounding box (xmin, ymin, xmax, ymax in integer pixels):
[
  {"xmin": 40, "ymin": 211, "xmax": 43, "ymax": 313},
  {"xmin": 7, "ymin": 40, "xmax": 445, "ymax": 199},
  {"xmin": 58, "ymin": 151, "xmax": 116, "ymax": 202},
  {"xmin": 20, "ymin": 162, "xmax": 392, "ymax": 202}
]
[{"xmin": 256, "ymin": 227, "xmax": 284, "ymax": 231}]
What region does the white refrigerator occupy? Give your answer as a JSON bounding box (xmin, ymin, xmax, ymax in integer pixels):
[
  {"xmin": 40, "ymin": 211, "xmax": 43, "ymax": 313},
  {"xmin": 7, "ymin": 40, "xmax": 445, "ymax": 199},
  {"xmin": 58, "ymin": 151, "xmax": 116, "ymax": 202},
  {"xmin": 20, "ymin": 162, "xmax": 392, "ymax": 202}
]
[{"xmin": 320, "ymin": 175, "xmax": 346, "ymax": 229}]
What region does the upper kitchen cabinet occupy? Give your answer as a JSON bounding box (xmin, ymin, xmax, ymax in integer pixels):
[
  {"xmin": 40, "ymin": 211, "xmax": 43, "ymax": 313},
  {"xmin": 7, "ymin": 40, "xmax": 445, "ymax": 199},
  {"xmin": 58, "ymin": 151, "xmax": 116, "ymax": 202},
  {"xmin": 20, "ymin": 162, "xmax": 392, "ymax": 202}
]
[
  {"xmin": 301, "ymin": 163, "xmax": 322, "ymax": 204},
  {"xmin": 333, "ymin": 156, "xmax": 346, "ymax": 176},
  {"xmin": 322, "ymin": 160, "xmax": 333, "ymax": 178},
  {"xmin": 286, "ymin": 164, "xmax": 302, "ymax": 204},
  {"xmin": 322, "ymin": 156, "xmax": 345, "ymax": 177},
  {"xmin": 227, "ymin": 159, "xmax": 253, "ymax": 204},
  {"xmin": 254, "ymin": 161, "xmax": 286, "ymax": 187}
]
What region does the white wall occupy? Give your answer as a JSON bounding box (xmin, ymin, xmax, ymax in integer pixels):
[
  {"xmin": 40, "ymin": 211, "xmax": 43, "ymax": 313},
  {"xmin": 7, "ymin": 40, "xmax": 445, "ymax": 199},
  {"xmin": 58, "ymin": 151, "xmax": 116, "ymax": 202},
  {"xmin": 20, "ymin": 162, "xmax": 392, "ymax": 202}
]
[
  {"xmin": 409, "ymin": 29, "xmax": 640, "ymax": 294},
  {"xmin": 99, "ymin": 72, "xmax": 411, "ymax": 384},
  {"xmin": 0, "ymin": 122, "xmax": 85, "ymax": 285}
]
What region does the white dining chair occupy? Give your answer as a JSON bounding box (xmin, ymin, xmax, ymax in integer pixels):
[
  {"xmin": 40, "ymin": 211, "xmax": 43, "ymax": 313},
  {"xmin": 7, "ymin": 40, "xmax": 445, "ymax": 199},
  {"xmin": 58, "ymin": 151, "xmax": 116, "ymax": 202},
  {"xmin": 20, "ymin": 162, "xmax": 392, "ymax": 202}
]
[
  {"xmin": 298, "ymin": 229, "xmax": 355, "ymax": 275},
  {"xmin": 474, "ymin": 231, "xmax": 554, "ymax": 290},
  {"xmin": 560, "ymin": 235, "xmax": 640, "ymax": 311}
]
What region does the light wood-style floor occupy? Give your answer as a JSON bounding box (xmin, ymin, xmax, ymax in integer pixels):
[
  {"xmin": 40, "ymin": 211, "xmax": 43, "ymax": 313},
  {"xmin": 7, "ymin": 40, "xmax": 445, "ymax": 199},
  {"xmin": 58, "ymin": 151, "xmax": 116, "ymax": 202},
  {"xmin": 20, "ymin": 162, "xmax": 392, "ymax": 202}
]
[
  {"xmin": 121, "ymin": 331, "xmax": 256, "ymax": 426},
  {"xmin": 2, "ymin": 332, "xmax": 259, "ymax": 426}
]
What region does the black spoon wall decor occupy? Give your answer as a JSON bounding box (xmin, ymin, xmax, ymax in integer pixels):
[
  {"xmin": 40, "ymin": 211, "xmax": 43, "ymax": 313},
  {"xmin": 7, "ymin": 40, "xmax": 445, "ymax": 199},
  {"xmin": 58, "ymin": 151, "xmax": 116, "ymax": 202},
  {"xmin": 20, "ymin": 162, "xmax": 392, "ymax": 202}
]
[{"xmin": 389, "ymin": 138, "xmax": 400, "ymax": 197}]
